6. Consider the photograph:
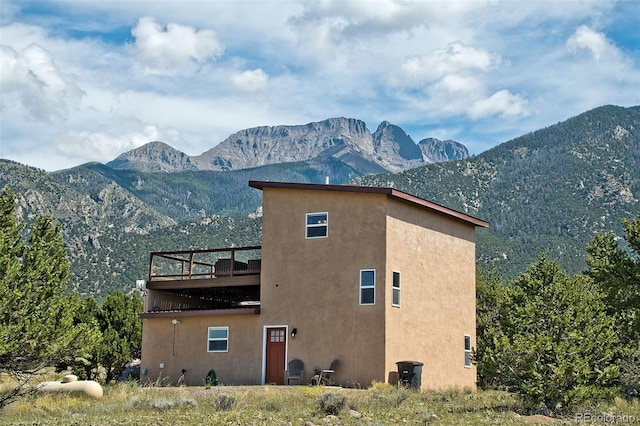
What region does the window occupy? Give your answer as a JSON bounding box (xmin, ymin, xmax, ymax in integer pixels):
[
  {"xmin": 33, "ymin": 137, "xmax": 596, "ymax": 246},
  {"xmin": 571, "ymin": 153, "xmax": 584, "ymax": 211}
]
[
  {"xmin": 269, "ymin": 328, "xmax": 285, "ymax": 342},
  {"xmin": 392, "ymin": 271, "xmax": 401, "ymax": 307},
  {"xmin": 360, "ymin": 269, "xmax": 375, "ymax": 305},
  {"xmin": 207, "ymin": 327, "xmax": 229, "ymax": 352},
  {"xmin": 464, "ymin": 335, "xmax": 472, "ymax": 368},
  {"xmin": 306, "ymin": 212, "xmax": 328, "ymax": 238}
]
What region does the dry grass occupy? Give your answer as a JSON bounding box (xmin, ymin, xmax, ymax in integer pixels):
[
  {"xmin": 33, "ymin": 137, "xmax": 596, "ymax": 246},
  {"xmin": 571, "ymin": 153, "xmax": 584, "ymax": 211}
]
[{"xmin": 1, "ymin": 380, "xmax": 639, "ymax": 425}]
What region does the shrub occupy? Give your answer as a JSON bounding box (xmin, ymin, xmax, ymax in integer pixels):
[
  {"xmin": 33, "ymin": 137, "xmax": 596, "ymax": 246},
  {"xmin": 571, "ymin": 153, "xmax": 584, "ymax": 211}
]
[
  {"xmin": 316, "ymin": 392, "xmax": 347, "ymax": 416},
  {"xmin": 149, "ymin": 398, "xmax": 180, "ymax": 411},
  {"xmin": 213, "ymin": 393, "xmax": 235, "ymax": 411},
  {"xmin": 129, "ymin": 395, "xmax": 197, "ymax": 411},
  {"xmin": 371, "ymin": 382, "xmax": 409, "ymax": 407}
]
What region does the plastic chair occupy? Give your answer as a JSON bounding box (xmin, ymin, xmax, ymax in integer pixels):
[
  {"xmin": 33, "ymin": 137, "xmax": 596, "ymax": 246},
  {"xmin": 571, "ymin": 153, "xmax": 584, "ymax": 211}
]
[{"xmin": 284, "ymin": 358, "xmax": 304, "ymax": 385}]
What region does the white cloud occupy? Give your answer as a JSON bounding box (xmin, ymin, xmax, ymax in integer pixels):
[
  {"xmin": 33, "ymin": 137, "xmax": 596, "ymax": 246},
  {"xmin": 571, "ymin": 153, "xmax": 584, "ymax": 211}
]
[
  {"xmin": 401, "ymin": 42, "xmax": 501, "ymax": 84},
  {"xmin": 469, "ymin": 90, "xmax": 530, "ymax": 120},
  {"xmin": 556, "ymin": 24, "xmax": 639, "ymax": 112},
  {"xmin": 566, "ymin": 25, "xmax": 619, "ymax": 62},
  {"xmin": 426, "ymin": 74, "xmax": 484, "ymax": 116},
  {"xmin": 131, "ymin": 16, "xmax": 224, "ymax": 75},
  {"xmin": 54, "ymin": 121, "xmax": 183, "ymax": 163},
  {"xmin": 230, "ymin": 69, "xmax": 269, "ymax": 93},
  {"xmin": 0, "ymin": 0, "xmax": 638, "ymax": 171},
  {"xmin": 0, "ymin": 43, "xmax": 84, "ymax": 122},
  {"xmin": 288, "ymin": 1, "xmax": 468, "ymax": 48},
  {"xmin": 395, "ymin": 41, "xmax": 528, "ymax": 120}
]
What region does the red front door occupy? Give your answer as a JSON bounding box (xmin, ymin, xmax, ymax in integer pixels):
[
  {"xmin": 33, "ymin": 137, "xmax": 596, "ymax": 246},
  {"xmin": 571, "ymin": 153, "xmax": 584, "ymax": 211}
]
[{"xmin": 265, "ymin": 327, "xmax": 286, "ymax": 384}]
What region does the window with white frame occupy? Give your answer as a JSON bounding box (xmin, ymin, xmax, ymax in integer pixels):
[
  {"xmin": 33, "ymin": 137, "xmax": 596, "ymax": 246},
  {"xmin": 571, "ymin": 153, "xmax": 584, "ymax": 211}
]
[
  {"xmin": 360, "ymin": 269, "xmax": 375, "ymax": 305},
  {"xmin": 306, "ymin": 212, "xmax": 328, "ymax": 238},
  {"xmin": 207, "ymin": 327, "xmax": 229, "ymax": 352},
  {"xmin": 392, "ymin": 271, "xmax": 401, "ymax": 307},
  {"xmin": 464, "ymin": 335, "xmax": 472, "ymax": 368}
]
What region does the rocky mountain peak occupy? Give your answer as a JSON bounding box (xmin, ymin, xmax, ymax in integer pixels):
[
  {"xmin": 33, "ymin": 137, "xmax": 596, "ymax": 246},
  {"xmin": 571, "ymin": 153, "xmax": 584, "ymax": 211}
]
[
  {"xmin": 418, "ymin": 138, "xmax": 469, "ymax": 163},
  {"xmin": 192, "ymin": 117, "xmax": 377, "ymax": 172},
  {"xmin": 314, "ymin": 117, "xmax": 368, "ymax": 134},
  {"xmin": 107, "ymin": 141, "xmax": 198, "ymax": 173},
  {"xmin": 106, "ymin": 118, "xmax": 470, "ymax": 175},
  {"xmin": 372, "ymin": 121, "xmax": 423, "ymax": 172}
]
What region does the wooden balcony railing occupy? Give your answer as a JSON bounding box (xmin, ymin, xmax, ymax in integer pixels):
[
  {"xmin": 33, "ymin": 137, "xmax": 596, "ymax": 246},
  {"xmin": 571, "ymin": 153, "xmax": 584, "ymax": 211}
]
[{"xmin": 148, "ymin": 246, "xmax": 261, "ymax": 282}]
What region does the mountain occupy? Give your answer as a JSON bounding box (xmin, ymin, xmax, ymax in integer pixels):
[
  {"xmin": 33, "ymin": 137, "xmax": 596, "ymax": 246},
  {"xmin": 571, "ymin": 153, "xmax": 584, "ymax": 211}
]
[
  {"xmin": 107, "ymin": 141, "xmax": 199, "ymax": 172},
  {"xmin": 355, "ymin": 105, "xmax": 640, "ymax": 277},
  {"xmin": 0, "ymin": 160, "xmax": 178, "ymax": 296},
  {"xmin": 1, "ymin": 105, "xmax": 637, "ymax": 296},
  {"xmin": 372, "ymin": 121, "xmax": 424, "ymax": 171},
  {"xmin": 108, "ymin": 118, "xmax": 468, "ymax": 176},
  {"xmin": 418, "ymin": 138, "xmax": 469, "ymax": 163},
  {"xmin": 0, "ymin": 160, "xmax": 175, "ymax": 238},
  {"xmin": 55, "ymin": 158, "xmax": 363, "ymax": 222}
]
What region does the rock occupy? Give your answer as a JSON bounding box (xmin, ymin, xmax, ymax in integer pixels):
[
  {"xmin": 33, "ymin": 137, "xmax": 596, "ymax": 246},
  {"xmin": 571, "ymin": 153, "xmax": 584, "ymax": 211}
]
[{"xmin": 418, "ymin": 138, "xmax": 469, "ymax": 163}]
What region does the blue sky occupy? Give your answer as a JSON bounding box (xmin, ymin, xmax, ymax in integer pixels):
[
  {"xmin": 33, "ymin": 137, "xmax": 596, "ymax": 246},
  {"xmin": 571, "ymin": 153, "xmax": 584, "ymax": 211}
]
[{"xmin": 1, "ymin": 0, "xmax": 638, "ymax": 171}]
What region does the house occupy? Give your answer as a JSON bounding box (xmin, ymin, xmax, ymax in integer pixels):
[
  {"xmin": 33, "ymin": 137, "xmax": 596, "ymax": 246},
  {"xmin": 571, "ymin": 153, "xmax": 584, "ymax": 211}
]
[{"xmin": 140, "ymin": 181, "xmax": 488, "ymax": 389}]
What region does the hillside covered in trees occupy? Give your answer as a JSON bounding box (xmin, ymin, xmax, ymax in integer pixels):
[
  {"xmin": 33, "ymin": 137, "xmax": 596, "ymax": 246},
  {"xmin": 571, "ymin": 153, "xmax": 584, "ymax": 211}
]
[
  {"xmin": 0, "ymin": 105, "xmax": 638, "ymax": 293},
  {"xmin": 356, "ymin": 105, "xmax": 640, "ymax": 277}
]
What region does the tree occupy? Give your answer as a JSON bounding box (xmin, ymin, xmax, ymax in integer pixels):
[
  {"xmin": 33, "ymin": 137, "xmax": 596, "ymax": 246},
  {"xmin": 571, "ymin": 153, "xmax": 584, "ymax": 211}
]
[
  {"xmin": 56, "ymin": 294, "xmax": 102, "ymax": 381},
  {"xmin": 0, "ymin": 188, "xmax": 97, "ymax": 409},
  {"xmin": 94, "ymin": 290, "xmax": 143, "ymax": 383},
  {"xmin": 482, "ymin": 255, "xmax": 620, "ymax": 410},
  {"xmin": 475, "ymin": 265, "xmax": 507, "ymax": 390},
  {"xmin": 586, "ymin": 213, "xmax": 640, "ymax": 392},
  {"xmin": 586, "ymin": 212, "xmax": 640, "ymax": 341}
]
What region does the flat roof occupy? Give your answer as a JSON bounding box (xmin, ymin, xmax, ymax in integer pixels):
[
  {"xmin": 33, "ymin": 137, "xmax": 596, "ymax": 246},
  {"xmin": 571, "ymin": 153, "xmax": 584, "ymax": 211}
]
[{"xmin": 248, "ymin": 180, "xmax": 489, "ymax": 228}]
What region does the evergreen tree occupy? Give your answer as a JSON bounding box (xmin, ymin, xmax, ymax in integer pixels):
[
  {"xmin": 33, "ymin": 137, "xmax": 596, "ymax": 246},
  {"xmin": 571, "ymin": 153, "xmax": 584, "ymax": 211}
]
[
  {"xmin": 0, "ymin": 188, "xmax": 97, "ymax": 408},
  {"xmin": 483, "ymin": 255, "xmax": 620, "ymax": 410},
  {"xmin": 56, "ymin": 294, "xmax": 102, "ymax": 380},
  {"xmin": 94, "ymin": 290, "xmax": 143, "ymax": 383},
  {"xmin": 0, "ymin": 189, "xmax": 25, "ymax": 364},
  {"xmin": 475, "ymin": 266, "xmax": 506, "ymax": 390},
  {"xmin": 586, "ymin": 212, "xmax": 640, "ymax": 341},
  {"xmin": 586, "ymin": 213, "xmax": 640, "ymax": 393}
]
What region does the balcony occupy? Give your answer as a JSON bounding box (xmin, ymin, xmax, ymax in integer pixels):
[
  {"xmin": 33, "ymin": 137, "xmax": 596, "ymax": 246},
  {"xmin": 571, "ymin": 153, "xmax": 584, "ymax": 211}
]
[{"xmin": 142, "ymin": 246, "xmax": 261, "ymax": 316}]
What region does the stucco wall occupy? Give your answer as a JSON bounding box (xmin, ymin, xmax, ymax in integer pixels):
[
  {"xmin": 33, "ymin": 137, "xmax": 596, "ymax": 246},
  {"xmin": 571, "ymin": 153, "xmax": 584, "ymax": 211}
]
[
  {"xmin": 384, "ymin": 197, "xmax": 477, "ymax": 389},
  {"xmin": 140, "ymin": 314, "xmax": 262, "ymax": 386},
  {"xmin": 260, "ymin": 187, "xmax": 388, "ymax": 386}
]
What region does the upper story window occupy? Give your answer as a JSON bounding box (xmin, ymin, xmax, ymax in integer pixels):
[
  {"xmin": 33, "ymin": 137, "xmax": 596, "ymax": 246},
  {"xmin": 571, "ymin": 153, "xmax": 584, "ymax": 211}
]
[
  {"xmin": 360, "ymin": 269, "xmax": 376, "ymax": 305},
  {"xmin": 464, "ymin": 335, "xmax": 472, "ymax": 368},
  {"xmin": 392, "ymin": 271, "xmax": 401, "ymax": 307},
  {"xmin": 306, "ymin": 212, "xmax": 328, "ymax": 239},
  {"xmin": 207, "ymin": 326, "xmax": 229, "ymax": 352}
]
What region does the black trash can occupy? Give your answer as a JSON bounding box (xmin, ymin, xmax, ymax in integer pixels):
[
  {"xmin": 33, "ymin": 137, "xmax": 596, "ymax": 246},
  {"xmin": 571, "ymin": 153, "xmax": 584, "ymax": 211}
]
[{"xmin": 396, "ymin": 361, "xmax": 423, "ymax": 388}]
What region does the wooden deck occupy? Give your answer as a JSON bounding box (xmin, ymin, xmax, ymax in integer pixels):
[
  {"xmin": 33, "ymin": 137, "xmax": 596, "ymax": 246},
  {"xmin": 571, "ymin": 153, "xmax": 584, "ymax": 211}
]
[
  {"xmin": 144, "ymin": 246, "xmax": 262, "ymax": 312},
  {"xmin": 148, "ymin": 246, "xmax": 261, "ymax": 283}
]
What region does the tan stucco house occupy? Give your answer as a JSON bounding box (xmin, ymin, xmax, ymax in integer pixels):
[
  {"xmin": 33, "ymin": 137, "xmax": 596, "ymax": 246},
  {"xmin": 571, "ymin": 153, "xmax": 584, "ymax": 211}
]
[{"xmin": 140, "ymin": 181, "xmax": 488, "ymax": 389}]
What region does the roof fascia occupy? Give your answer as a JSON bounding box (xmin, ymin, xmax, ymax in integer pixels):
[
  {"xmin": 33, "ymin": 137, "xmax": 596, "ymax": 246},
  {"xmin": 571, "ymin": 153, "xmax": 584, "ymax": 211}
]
[{"xmin": 248, "ymin": 180, "xmax": 488, "ymax": 228}]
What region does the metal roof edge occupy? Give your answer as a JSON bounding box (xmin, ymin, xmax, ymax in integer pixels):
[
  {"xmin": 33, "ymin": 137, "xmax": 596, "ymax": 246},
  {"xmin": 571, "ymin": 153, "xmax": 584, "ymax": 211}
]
[{"xmin": 248, "ymin": 180, "xmax": 488, "ymax": 228}]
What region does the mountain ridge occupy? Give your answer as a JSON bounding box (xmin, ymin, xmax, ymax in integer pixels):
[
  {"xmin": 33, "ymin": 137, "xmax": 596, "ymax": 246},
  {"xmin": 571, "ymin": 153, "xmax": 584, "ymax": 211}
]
[
  {"xmin": 106, "ymin": 141, "xmax": 199, "ymax": 173},
  {"xmin": 1, "ymin": 104, "xmax": 638, "ymax": 296},
  {"xmin": 107, "ymin": 117, "xmax": 469, "ymax": 175},
  {"xmin": 355, "ymin": 104, "xmax": 640, "ymax": 277}
]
